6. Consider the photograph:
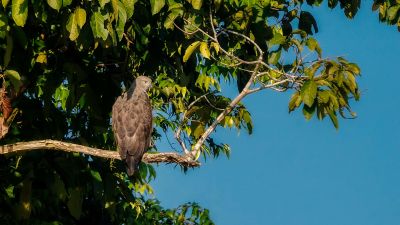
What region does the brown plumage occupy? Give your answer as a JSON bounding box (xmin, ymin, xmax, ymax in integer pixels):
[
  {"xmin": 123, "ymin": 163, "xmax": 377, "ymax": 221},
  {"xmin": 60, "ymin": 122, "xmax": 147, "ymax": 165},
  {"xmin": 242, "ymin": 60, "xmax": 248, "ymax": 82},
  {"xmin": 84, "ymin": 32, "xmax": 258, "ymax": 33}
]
[{"xmin": 112, "ymin": 76, "xmax": 153, "ymax": 176}]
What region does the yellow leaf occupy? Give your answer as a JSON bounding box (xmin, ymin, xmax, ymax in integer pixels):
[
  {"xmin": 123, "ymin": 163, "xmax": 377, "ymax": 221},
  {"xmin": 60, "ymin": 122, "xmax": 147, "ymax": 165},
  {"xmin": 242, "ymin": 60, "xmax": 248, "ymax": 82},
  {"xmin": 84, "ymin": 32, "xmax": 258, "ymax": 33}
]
[
  {"xmin": 199, "ymin": 42, "xmax": 210, "ymax": 59},
  {"xmin": 111, "ymin": 0, "xmax": 118, "ymax": 20},
  {"xmin": 36, "ymin": 52, "xmax": 47, "ymax": 64},
  {"xmin": 182, "ymin": 41, "xmax": 200, "ymax": 62},
  {"xmin": 211, "ymin": 42, "xmax": 219, "ymax": 54},
  {"xmin": 189, "ymin": 0, "xmax": 202, "ymax": 9},
  {"xmin": 75, "ymin": 7, "xmax": 86, "ymax": 28},
  {"xmin": 2, "ymin": 0, "xmax": 9, "ymax": 8}
]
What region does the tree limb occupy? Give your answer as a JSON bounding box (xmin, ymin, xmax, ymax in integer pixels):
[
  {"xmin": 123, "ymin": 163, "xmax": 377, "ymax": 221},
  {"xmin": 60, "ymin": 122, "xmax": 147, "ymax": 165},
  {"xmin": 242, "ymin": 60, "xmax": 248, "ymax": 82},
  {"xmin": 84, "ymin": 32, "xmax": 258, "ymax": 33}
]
[{"xmin": 0, "ymin": 139, "xmax": 200, "ymax": 167}]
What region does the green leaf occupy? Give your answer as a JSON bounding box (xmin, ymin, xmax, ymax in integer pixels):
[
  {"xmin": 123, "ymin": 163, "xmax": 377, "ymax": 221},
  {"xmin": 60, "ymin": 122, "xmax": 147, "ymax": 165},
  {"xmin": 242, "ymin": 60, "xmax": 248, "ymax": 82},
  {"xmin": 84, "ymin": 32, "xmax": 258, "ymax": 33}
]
[
  {"xmin": 4, "ymin": 34, "xmax": 13, "ymax": 67},
  {"xmin": 288, "ymin": 91, "xmax": 302, "ymax": 112},
  {"xmin": 268, "ymin": 49, "xmax": 281, "ymax": 65},
  {"xmin": 306, "ymin": 37, "xmax": 321, "ymax": 56},
  {"xmin": 301, "ymin": 80, "xmax": 317, "ymax": 107},
  {"xmin": 269, "ymin": 31, "xmax": 285, "ymax": 45},
  {"xmin": 98, "ymin": 0, "xmax": 110, "ymax": 8},
  {"xmin": 4, "ymin": 69, "xmax": 22, "ymax": 91},
  {"xmin": 387, "ymin": 5, "xmax": 400, "ymax": 21},
  {"xmin": 0, "ymin": 12, "xmax": 8, "ymax": 39},
  {"xmin": 121, "ymin": 0, "xmax": 137, "ymax": 19},
  {"xmin": 66, "ymin": 12, "xmax": 79, "ymax": 41},
  {"xmin": 47, "ymin": 0, "xmax": 62, "ymax": 11},
  {"xmin": 183, "ymin": 41, "xmax": 200, "ymax": 62},
  {"xmin": 62, "ymin": 0, "xmax": 72, "ymax": 7},
  {"xmin": 54, "ymin": 84, "xmax": 70, "ymax": 110},
  {"xmin": 115, "ymin": 1, "xmax": 127, "ymax": 41},
  {"xmin": 67, "ymin": 187, "xmax": 83, "ymax": 220},
  {"xmin": 90, "ymin": 11, "xmax": 109, "ymax": 40},
  {"xmin": 12, "ymin": 0, "xmax": 28, "ymax": 27},
  {"xmin": 164, "ymin": 8, "xmax": 183, "ymax": 29},
  {"xmin": 150, "ymin": 0, "xmax": 165, "ymax": 15},
  {"xmin": 192, "ymin": 121, "xmax": 204, "ymax": 139},
  {"xmin": 347, "ymin": 63, "xmax": 361, "ymax": 75},
  {"xmin": 52, "ymin": 174, "xmax": 67, "ymax": 201},
  {"xmin": 199, "ymin": 42, "xmax": 210, "ymax": 59},
  {"xmin": 5, "ymin": 185, "xmax": 14, "ymax": 198},
  {"xmin": 111, "ymin": 0, "xmax": 119, "ymax": 19},
  {"xmin": 13, "ymin": 26, "xmax": 27, "ymax": 49},
  {"xmin": 317, "ymin": 90, "xmax": 330, "ymax": 104},
  {"xmin": 328, "ymin": 110, "xmax": 339, "ymax": 129},
  {"xmin": 90, "ymin": 170, "xmax": 102, "ymax": 182},
  {"xmin": 302, "ymin": 104, "xmax": 315, "ymax": 120}
]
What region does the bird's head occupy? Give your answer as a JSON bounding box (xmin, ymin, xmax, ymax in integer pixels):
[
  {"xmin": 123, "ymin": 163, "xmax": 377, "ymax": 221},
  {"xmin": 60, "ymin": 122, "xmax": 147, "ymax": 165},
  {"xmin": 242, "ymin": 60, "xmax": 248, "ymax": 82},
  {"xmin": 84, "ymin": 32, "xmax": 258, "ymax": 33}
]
[{"xmin": 135, "ymin": 76, "xmax": 152, "ymax": 92}]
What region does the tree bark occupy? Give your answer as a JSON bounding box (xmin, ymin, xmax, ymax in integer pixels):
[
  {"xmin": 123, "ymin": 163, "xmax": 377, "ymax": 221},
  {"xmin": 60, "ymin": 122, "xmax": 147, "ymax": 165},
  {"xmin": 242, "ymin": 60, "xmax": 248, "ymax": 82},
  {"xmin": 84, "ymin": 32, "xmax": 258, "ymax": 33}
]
[{"xmin": 0, "ymin": 139, "xmax": 200, "ymax": 167}]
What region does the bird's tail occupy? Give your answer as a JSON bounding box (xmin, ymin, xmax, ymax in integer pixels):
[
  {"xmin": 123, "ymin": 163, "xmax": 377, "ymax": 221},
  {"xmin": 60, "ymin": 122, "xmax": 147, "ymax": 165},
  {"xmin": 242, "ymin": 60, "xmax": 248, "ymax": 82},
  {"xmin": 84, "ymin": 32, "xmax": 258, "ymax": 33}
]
[{"xmin": 126, "ymin": 155, "xmax": 140, "ymax": 176}]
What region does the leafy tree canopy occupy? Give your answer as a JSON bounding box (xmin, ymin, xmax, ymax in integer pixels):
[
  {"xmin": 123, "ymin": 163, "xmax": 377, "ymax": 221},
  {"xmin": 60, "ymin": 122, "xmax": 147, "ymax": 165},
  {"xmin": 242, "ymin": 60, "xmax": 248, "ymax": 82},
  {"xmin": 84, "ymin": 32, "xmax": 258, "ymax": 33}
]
[{"xmin": 0, "ymin": 0, "xmax": 397, "ymax": 224}]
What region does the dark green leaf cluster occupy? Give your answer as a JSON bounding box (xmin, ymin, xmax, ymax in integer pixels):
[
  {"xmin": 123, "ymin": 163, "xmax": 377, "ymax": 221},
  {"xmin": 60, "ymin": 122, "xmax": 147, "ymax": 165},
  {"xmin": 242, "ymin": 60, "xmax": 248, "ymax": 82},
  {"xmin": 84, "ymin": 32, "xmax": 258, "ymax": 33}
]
[
  {"xmin": 0, "ymin": 152, "xmax": 213, "ymax": 224},
  {"xmin": 289, "ymin": 57, "xmax": 361, "ymax": 128}
]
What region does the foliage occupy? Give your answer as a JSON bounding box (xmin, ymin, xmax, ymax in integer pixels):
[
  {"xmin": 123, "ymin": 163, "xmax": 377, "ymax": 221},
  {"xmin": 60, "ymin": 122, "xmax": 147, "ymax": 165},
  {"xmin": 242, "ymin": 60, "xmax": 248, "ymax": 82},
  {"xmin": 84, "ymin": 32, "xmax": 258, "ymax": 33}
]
[{"xmin": 0, "ymin": 0, "xmax": 393, "ymax": 223}]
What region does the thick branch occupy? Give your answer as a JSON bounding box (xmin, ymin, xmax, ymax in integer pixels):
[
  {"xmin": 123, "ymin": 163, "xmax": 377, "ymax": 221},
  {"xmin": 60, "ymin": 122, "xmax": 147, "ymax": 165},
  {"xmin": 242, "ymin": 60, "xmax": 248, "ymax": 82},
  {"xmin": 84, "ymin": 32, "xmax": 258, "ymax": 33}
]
[{"xmin": 0, "ymin": 139, "xmax": 200, "ymax": 167}]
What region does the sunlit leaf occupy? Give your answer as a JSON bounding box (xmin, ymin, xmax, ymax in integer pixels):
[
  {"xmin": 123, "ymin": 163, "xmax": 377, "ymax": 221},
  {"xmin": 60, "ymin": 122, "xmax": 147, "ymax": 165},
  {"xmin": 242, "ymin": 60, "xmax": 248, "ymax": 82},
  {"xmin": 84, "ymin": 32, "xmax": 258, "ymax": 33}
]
[
  {"xmin": 46, "ymin": 0, "xmax": 62, "ymax": 11},
  {"xmin": 66, "ymin": 12, "xmax": 79, "ymax": 41},
  {"xmin": 199, "ymin": 42, "xmax": 210, "ymax": 59},
  {"xmin": 115, "ymin": 1, "xmax": 127, "ymax": 40},
  {"xmin": 164, "ymin": 7, "xmax": 183, "ymax": 29},
  {"xmin": 98, "ymin": 0, "xmax": 110, "ymax": 8},
  {"xmin": 2, "ymin": 0, "xmax": 9, "ymax": 8},
  {"xmin": 12, "ymin": 0, "xmax": 28, "ymax": 27},
  {"xmin": 183, "ymin": 41, "xmax": 200, "ymax": 62},
  {"xmin": 4, "ymin": 69, "xmax": 22, "ymax": 90},
  {"xmin": 301, "ymin": 80, "xmax": 317, "ymax": 107},
  {"xmin": 150, "ymin": 0, "xmax": 165, "ymax": 15},
  {"xmin": 189, "ymin": 0, "xmax": 203, "ymax": 10},
  {"xmin": 121, "ymin": 0, "xmax": 137, "ymax": 19},
  {"xmin": 36, "ymin": 52, "xmax": 47, "ymax": 64},
  {"xmin": 75, "ymin": 7, "xmax": 86, "ymax": 28},
  {"xmin": 90, "ymin": 11, "xmax": 108, "ymax": 40}
]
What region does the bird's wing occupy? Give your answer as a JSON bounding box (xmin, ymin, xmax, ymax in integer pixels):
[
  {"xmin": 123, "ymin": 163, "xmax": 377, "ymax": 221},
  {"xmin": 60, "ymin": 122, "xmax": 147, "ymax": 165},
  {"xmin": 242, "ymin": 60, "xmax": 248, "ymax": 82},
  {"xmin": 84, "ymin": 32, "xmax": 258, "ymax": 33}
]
[{"xmin": 112, "ymin": 93, "xmax": 152, "ymax": 172}]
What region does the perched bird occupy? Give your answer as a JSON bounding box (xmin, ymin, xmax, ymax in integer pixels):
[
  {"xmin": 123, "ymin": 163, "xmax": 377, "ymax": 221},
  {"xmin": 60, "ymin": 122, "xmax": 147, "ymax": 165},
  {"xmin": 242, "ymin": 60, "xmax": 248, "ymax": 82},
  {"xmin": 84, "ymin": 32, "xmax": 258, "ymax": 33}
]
[{"xmin": 112, "ymin": 76, "xmax": 153, "ymax": 176}]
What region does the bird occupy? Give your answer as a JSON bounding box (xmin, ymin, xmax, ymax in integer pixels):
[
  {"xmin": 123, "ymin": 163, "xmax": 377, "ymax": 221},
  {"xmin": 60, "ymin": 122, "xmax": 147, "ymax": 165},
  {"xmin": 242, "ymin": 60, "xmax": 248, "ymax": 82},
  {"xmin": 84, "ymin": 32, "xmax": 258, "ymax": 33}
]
[{"xmin": 112, "ymin": 76, "xmax": 153, "ymax": 176}]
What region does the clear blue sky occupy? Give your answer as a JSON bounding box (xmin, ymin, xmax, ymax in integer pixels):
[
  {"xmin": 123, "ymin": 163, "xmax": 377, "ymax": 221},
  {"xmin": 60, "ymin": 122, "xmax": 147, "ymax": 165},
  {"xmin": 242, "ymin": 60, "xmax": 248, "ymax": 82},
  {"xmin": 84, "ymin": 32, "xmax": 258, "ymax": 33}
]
[{"xmin": 152, "ymin": 4, "xmax": 400, "ymax": 225}]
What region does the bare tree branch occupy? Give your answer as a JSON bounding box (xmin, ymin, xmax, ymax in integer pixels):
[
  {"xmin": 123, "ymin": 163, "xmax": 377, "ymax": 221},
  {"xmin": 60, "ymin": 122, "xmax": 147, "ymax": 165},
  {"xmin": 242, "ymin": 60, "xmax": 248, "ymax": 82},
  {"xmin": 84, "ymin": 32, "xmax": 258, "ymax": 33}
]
[{"xmin": 0, "ymin": 139, "xmax": 200, "ymax": 167}]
